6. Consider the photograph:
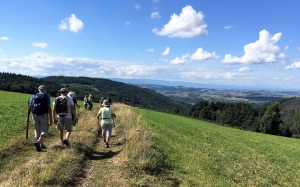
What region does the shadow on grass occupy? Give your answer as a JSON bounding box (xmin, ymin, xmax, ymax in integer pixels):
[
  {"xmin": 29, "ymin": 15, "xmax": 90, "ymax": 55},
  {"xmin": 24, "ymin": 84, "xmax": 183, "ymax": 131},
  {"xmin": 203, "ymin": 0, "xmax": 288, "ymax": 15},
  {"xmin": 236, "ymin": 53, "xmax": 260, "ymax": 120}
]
[{"xmin": 87, "ymin": 148, "xmax": 123, "ymax": 160}]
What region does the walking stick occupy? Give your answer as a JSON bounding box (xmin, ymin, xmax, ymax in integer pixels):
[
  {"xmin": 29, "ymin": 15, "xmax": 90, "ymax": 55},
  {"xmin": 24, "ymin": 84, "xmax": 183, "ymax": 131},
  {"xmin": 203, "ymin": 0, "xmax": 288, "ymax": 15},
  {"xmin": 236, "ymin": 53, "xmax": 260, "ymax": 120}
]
[
  {"xmin": 23, "ymin": 99, "xmax": 30, "ymax": 145},
  {"xmin": 23, "ymin": 121, "xmax": 29, "ymax": 145}
]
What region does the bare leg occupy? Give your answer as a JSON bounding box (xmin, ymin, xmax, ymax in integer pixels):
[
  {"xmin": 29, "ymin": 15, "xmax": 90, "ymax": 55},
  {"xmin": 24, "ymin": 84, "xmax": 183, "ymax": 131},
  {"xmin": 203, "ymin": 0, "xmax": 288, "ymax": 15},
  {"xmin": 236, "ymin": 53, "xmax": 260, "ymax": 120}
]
[
  {"xmin": 65, "ymin": 131, "xmax": 72, "ymax": 140},
  {"xmin": 59, "ymin": 129, "xmax": 64, "ymax": 142}
]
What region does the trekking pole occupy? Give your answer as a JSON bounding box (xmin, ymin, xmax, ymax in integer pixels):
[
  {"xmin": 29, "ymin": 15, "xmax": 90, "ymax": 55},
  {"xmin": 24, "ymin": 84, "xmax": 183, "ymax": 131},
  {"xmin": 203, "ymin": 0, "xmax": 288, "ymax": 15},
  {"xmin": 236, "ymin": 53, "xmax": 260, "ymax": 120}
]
[
  {"xmin": 23, "ymin": 99, "xmax": 30, "ymax": 145},
  {"xmin": 23, "ymin": 120, "xmax": 29, "ymax": 145}
]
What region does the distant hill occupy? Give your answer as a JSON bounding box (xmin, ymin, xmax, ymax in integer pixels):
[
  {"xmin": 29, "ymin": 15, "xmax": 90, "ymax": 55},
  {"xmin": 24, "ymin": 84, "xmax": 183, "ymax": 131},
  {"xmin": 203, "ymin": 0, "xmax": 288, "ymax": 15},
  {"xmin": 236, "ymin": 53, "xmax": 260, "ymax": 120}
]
[
  {"xmin": 134, "ymin": 84, "xmax": 299, "ymax": 105},
  {"xmin": 111, "ymin": 78, "xmax": 300, "ymax": 91},
  {"xmin": 0, "ymin": 72, "xmax": 190, "ymax": 112}
]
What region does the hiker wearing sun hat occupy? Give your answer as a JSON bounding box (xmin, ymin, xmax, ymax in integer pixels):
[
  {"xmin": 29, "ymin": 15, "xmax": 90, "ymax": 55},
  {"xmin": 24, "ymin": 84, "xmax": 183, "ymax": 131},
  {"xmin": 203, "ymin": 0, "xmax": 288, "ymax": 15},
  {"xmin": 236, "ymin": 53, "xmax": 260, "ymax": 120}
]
[
  {"xmin": 52, "ymin": 88, "xmax": 77, "ymax": 147},
  {"xmin": 26, "ymin": 85, "xmax": 53, "ymax": 152},
  {"xmin": 96, "ymin": 100, "xmax": 116, "ymax": 148}
]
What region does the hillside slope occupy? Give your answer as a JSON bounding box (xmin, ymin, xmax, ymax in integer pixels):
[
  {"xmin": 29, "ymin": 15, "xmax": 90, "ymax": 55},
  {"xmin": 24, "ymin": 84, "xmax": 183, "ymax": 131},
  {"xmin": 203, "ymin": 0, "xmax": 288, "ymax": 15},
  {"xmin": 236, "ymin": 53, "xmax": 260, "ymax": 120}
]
[{"xmin": 0, "ymin": 72, "xmax": 190, "ymax": 112}]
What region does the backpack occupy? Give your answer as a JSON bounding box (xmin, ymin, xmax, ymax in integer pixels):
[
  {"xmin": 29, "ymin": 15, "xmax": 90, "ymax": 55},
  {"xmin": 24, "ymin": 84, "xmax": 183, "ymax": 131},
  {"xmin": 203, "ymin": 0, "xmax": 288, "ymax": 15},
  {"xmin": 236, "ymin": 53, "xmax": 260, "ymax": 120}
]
[
  {"xmin": 31, "ymin": 93, "xmax": 48, "ymax": 115},
  {"xmin": 56, "ymin": 97, "xmax": 68, "ymax": 117}
]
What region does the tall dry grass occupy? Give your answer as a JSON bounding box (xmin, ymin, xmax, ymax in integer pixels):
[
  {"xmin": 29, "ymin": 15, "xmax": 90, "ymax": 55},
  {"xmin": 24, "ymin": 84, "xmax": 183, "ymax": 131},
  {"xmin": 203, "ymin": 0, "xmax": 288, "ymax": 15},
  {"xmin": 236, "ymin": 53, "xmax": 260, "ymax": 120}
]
[
  {"xmin": 0, "ymin": 103, "xmax": 167, "ymax": 186},
  {"xmin": 113, "ymin": 103, "xmax": 169, "ymax": 185}
]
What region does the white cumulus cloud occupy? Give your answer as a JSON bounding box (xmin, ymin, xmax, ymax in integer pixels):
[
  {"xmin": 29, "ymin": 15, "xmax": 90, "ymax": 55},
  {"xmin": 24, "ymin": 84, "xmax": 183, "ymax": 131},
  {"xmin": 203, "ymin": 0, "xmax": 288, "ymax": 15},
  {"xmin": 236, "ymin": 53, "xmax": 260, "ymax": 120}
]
[
  {"xmin": 190, "ymin": 48, "xmax": 219, "ymax": 61},
  {"xmin": 150, "ymin": 12, "xmax": 161, "ymax": 19},
  {"xmin": 0, "ymin": 37, "xmax": 9, "ymax": 41},
  {"xmin": 58, "ymin": 14, "xmax": 84, "ymax": 33},
  {"xmin": 162, "ymin": 47, "xmax": 170, "ymax": 55},
  {"xmin": 152, "ymin": 5, "xmax": 207, "ymax": 38},
  {"xmin": 224, "ymin": 25, "xmax": 232, "ymax": 29},
  {"xmin": 222, "ymin": 30, "xmax": 282, "ymax": 64},
  {"xmin": 238, "ymin": 67, "xmax": 251, "ymax": 72},
  {"xmin": 32, "ymin": 42, "xmax": 48, "ymax": 48},
  {"xmin": 134, "ymin": 4, "xmax": 140, "ymax": 10},
  {"xmin": 170, "ymin": 54, "xmax": 190, "ymax": 64},
  {"xmin": 284, "ymin": 62, "xmax": 300, "ymax": 69}
]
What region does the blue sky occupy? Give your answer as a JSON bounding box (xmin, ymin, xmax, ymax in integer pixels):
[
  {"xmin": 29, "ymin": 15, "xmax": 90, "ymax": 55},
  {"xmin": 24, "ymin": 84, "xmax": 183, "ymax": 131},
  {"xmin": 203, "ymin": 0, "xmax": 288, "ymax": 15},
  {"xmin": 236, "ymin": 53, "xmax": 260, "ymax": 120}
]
[{"xmin": 0, "ymin": 0, "xmax": 300, "ymax": 90}]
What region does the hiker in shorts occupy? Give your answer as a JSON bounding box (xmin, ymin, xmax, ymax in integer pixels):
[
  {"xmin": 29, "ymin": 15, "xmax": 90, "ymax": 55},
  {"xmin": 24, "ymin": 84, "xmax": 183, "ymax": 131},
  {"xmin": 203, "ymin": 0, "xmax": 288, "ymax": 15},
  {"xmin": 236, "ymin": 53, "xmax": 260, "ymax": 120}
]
[
  {"xmin": 52, "ymin": 88, "xmax": 77, "ymax": 147},
  {"xmin": 96, "ymin": 100, "xmax": 116, "ymax": 148},
  {"xmin": 68, "ymin": 91, "xmax": 80, "ymax": 126},
  {"xmin": 84, "ymin": 95, "xmax": 88, "ymax": 110},
  {"xmin": 26, "ymin": 85, "xmax": 53, "ymax": 152}
]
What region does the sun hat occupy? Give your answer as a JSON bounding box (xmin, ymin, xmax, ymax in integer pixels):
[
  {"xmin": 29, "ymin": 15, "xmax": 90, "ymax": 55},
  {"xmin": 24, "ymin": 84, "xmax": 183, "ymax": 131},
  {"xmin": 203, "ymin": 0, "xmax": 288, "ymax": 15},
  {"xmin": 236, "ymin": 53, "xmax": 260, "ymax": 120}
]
[
  {"xmin": 67, "ymin": 91, "xmax": 76, "ymax": 98},
  {"xmin": 38, "ymin": 85, "xmax": 46, "ymax": 90},
  {"xmin": 58, "ymin": 88, "xmax": 69, "ymax": 92},
  {"xmin": 103, "ymin": 100, "xmax": 110, "ymax": 107}
]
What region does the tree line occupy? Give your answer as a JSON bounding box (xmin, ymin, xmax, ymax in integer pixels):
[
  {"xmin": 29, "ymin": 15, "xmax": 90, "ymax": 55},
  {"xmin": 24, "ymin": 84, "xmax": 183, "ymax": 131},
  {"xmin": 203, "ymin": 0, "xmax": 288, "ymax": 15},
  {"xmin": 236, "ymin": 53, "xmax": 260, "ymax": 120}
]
[{"xmin": 187, "ymin": 100, "xmax": 300, "ymax": 138}]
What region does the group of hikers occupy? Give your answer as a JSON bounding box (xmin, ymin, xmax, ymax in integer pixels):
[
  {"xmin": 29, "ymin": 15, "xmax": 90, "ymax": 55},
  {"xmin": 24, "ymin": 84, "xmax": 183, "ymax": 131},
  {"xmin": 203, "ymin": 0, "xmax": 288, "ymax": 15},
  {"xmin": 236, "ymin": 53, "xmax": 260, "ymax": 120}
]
[{"xmin": 26, "ymin": 85, "xmax": 116, "ymax": 152}]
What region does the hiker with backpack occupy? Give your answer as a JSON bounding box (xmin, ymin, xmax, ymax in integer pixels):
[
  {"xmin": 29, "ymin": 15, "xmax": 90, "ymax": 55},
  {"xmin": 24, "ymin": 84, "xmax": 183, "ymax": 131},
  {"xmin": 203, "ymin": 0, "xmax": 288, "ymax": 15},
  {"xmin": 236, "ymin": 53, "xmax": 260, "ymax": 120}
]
[
  {"xmin": 68, "ymin": 91, "xmax": 80, "ymax": 126},
  {"xmin": 96, "ymin": 100, "xmax": 116, "ymax": 148},
  {"xmin": 52, "ymin": 88, "xmax": 77, "ymax": 147},
  {"xmin": 26, "ymin": 85, "xmax": 53, "ymax": 152}
]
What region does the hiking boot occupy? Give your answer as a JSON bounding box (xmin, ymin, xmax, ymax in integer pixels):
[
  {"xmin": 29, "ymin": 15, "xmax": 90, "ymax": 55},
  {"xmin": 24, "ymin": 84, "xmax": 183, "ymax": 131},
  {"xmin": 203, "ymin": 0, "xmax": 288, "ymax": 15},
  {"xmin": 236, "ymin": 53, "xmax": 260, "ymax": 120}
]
[
  {"xmin": 63, "ymin": 139, "xmax": 70, "ymax": 147},
  {"xmin": 105, "ymin": 142, "xmax": 109, "ymax": 148},
  {"xmin": 34, "ymin": 142, "xmax": 42, "ymax": 152},
  {"xmin": 41, "ymin": 143, "xmax": 46, "ymax": 149}
]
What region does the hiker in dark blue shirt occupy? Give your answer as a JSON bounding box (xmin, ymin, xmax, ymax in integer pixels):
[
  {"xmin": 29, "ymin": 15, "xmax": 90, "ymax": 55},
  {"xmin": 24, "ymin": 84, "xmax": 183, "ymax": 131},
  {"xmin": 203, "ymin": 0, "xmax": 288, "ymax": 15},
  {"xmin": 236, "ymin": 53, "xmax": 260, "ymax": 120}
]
[{"xmin": 26, "ymin": 85, "xmax": 53, "ymax": 152}]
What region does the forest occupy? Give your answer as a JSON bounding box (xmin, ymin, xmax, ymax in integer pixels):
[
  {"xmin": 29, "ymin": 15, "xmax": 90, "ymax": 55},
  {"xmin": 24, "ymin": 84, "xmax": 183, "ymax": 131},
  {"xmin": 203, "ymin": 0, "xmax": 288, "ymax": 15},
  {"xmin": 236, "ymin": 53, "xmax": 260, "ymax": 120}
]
[{"xmin": 187, "ymin": 99, "xmax": 300, "ymax": 138}]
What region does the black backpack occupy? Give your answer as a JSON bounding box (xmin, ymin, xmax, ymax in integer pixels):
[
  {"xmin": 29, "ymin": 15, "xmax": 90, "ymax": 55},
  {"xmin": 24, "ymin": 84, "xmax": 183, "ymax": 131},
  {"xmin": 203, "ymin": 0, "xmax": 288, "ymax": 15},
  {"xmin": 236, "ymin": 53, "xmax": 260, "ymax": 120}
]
[
  {"xmin": 56, "ymin": 97, "xmax": 68, "ymax": 117},
  {"xmin": 31, "ymin": 93, "xmax": 48, "ymax": 115}
]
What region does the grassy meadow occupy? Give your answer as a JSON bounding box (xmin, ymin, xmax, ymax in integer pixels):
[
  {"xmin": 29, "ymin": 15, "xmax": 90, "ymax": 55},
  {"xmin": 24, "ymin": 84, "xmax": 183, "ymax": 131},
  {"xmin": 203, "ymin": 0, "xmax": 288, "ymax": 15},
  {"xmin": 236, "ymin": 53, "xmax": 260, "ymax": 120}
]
[
  {"xmin": 134, "ymin": 109, "xmax": 300, "ymax": 186},
  {"xmin": 1, "ymin": 90, "xmax": 300, "ymax": 186}
]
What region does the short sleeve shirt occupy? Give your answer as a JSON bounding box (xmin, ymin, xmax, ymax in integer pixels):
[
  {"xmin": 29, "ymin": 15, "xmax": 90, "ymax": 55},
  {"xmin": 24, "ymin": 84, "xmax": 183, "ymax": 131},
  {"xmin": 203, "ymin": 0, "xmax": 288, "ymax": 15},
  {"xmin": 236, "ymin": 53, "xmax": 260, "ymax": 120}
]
[{"xmin": 98, "ymin": 107, "xmax": 114, "ymax": 125}]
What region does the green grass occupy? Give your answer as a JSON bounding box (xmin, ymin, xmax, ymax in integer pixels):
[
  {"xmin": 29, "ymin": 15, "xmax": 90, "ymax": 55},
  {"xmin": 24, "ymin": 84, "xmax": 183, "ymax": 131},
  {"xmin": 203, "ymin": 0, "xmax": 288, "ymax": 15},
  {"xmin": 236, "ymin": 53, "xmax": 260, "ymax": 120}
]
[
  {"xmin": 134, "ymin": 108, "xmax": 300, "ymax": 186},
  {"xmin": 2, "ymin": 90, "xmax": 300, "ymax": 186},
  {"xmin": 0, "ymin": 91, "xmax": 32, "ymax": 145}
]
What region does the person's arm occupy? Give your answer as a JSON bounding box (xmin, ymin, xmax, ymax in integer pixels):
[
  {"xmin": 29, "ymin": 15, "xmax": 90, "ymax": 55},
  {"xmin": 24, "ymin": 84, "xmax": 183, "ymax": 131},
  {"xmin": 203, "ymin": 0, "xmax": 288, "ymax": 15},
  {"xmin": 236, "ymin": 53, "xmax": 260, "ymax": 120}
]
[
  {"xmin": 48, "ymin": 105, "xmax": 53, "ymax": 126},
  {"xmin": 26, "ymin": 98, "xmax": 32, "ymax": 123},
  {"xmin": 111, "ymin": 113, "xmax": 116, "ymax": 118},
  {"xmin": 46, "ymin": 96, "xmax": 53, "ymax": 126},
  {"xmin": 71, "ymin": 105, "xmax": 77, "ymax": 122},
  {"xmin": 52, "ymin": 100, "xmax": 57, "ymax": 124},
  {"xmin": 96, "ymin": 108, "xmax": 102, "ymax": 119}
]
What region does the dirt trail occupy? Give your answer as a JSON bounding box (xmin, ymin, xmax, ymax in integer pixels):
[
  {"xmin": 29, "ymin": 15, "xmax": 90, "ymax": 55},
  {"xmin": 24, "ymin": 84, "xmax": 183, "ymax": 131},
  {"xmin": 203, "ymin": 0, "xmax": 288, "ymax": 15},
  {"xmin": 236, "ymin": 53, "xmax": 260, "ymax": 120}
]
[
  {"xmin": 0, "ymin": 106, "xmax": 128, "ymax": 187},
  {"xmin": 74, "ymin": 126, "xmax": 128, "ymax": 187}
]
